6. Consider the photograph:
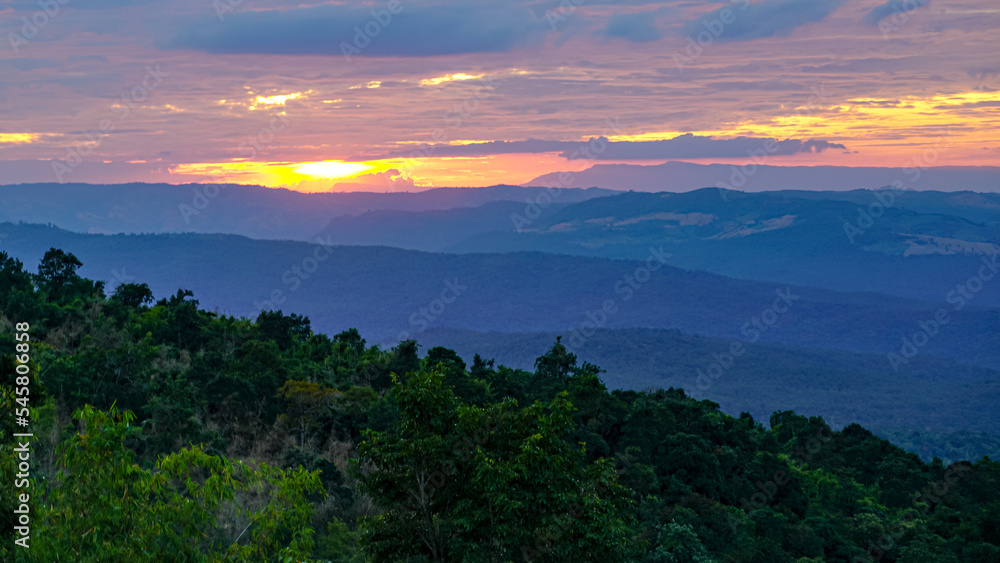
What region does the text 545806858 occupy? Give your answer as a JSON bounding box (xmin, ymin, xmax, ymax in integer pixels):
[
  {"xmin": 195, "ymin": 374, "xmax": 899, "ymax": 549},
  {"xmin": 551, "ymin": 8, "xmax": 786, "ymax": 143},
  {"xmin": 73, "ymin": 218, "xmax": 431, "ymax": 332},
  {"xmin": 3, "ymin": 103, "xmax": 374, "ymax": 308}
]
[{"xmin": 14, "ymin": 321, "xmax": 33, "ymax": 549}]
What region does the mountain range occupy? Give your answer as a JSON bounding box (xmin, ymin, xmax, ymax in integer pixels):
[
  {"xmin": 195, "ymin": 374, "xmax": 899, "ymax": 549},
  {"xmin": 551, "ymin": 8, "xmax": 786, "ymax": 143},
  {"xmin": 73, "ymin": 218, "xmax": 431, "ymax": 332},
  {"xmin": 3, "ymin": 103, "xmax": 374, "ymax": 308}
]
[
  {"xmin": 2, "ymin": 182, "xmax": 998, "ymax": 460},
  {"xmin": 525, "ymin": 160, "xmax": 1000, "ymax": 192}
]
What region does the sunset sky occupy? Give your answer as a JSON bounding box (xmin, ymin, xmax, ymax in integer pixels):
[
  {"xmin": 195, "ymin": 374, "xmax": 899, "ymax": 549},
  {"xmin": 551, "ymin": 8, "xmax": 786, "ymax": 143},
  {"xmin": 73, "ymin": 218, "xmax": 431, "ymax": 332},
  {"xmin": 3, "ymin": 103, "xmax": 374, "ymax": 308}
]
[{"xmin": 2, "ymin": 0, "xmax": 998, "ymax": 192}]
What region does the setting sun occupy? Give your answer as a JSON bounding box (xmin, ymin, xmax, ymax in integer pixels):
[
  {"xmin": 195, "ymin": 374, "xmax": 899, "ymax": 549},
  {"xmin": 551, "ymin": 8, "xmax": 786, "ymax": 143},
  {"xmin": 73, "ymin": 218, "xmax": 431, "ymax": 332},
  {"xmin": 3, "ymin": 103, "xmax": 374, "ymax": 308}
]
[{"xmin": 293, "ymin": 161, "xmax": 374, "ymax": 179}]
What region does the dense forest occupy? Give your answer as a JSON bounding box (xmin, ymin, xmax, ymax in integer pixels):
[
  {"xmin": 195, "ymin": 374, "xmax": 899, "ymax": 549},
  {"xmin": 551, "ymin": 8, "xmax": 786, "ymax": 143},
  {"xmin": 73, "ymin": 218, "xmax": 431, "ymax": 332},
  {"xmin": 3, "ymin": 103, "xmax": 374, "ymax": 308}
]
[{"xmin": 2, "ymin": 249, "xmax": 999, "ymax": 562}]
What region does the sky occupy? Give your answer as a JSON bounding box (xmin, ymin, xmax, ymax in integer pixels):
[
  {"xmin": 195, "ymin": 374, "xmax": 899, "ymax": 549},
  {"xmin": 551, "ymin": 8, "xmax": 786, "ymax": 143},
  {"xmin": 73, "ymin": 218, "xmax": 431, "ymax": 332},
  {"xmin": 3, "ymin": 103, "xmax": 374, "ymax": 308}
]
[{"xmin": 1, "ymin": 0, "xmax": 998, "ymax": 192}]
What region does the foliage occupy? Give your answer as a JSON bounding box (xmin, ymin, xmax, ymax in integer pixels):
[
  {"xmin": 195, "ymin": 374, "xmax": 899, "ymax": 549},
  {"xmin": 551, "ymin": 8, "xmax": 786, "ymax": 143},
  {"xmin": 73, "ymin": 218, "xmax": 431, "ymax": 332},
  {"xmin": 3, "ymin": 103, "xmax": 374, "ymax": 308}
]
[
  {"xmin": 27, "ymin": 404, "xmax": 323, "ymax": 562},
  {"xmin": 354, "ymin": 370, "xmax": 636, "ymax": 561}
]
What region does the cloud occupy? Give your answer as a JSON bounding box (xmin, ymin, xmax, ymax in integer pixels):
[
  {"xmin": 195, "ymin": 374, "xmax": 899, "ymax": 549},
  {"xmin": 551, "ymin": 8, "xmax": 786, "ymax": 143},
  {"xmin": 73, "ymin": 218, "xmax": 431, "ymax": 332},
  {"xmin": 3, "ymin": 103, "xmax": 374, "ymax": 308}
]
[
  {"xmin": 0, "ymin": 159, "xmax": 177, "ymax": 185},
  {"xmin": 364, "ymin": 134, "xmax": 847, "ymax": 161},
  {"xmin": 68, "ymin": 55, "xmax": 109, "ymax": 64},
  {"xmin": 603, "ymin": 11, "xmax": 663, "ymax": 43},
  {"xmin": 7, "ymin": 0, "xmax": 160, "ymax": 10},
  {"xmin": 4, "ymin": 58, "xmax": 61, "ymax": 72},
  {"xmin": 681, "ymin": 0, "xmax": 845, "ymax": 42},
  {"xmin": 163, "ymin": 4, "xmax": 548, "ymax": 57},
  {"xmin": 562, "ymin": 135, "xmax": 848, "ymax": 159},
  {"xmin": 327, "ymin": 169, "xmax": 416, "ymax": 193},
  {"xmin": 865, "ymin": 0, "xmax": 930, "ymax": 24}
]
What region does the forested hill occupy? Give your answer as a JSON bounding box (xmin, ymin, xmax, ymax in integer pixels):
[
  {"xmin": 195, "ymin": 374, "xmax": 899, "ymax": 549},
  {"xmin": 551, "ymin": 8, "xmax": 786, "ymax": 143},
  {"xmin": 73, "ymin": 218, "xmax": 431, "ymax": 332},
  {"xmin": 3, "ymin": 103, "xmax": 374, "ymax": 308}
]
[
  {"xmin": 417, "ymin": 327, "xmax": 1000, "ymax": 463},
  {"xmin": 2, "ymin": 249, "xmax": 999, "ymax": 562},
  {"xmin": 4, "ymin": 186, "xmax": 998, "ymax": 308}
]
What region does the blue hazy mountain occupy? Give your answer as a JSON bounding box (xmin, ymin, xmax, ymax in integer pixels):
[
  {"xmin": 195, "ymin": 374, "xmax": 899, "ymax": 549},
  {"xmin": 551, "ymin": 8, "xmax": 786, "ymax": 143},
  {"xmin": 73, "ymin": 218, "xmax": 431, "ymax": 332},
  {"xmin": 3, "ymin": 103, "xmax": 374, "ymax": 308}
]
[{"xmin": 2, "ymin": 222, "xmax": 998, "ymax": 372}]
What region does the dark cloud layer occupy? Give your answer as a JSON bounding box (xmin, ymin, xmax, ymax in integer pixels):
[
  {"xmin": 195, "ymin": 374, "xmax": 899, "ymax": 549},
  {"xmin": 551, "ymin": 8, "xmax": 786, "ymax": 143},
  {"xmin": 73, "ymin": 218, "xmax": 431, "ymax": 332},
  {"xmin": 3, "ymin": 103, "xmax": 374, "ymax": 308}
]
[
  {"xmin": 163, "ymin": 4, "xmax": 547, "ymax": 57},
  {"xmin": 865, "ymin": 0, "xmax": 931, "ymax": 25},
  {"xmin": 8, "ymin": 0, "xmax": 160, "ymax": 10},
  {"xmin": 681, "ymin": 0, "xmax": 845, "ymax": 42},
  {"xmin": 603, "ymin": 11, "xmax": 664, "ymax": 43},
  {"xmin": 562, "ymin": 135, "xmax": 848, "ymax": 160},
  {"xmin": 368, "ymin": 134, "xmax": 847, "ymax": 161}
]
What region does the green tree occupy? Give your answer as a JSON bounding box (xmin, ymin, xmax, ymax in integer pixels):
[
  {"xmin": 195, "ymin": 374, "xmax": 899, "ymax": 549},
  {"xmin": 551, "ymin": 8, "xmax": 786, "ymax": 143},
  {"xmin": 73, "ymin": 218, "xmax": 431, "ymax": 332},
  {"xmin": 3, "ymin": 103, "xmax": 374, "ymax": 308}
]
[
  {"xmin": 111, "ymin": 282, "xmax": 154, "ymax": 310},
  {"xmin": 355, "ymin": 370, "xmax": 636, "ymax": 562},
  {"xmin": 0, "ymin": 251, "xmax": 42, "ymax": 323},
  {"xmin": 33, "ymin": 405, "xmax": 323, "ymax": 562},
  {"xmin": 256, "ymin": 310, "xmax": 311, "ymax": 351},
  {"xmin": 35, "ymin": 248, "xmax": 83, "ymax": 296},
  {"xmin": 645, "ymin": 522, "xmax": 716, "ymax": 563},
  {"xmin": 334, "ymin": 328, "xmax": 366, "ymax": 355},
  {"xmin": 32, "ymin": 248, "xmax": 103, "ymax": 306},
  {"xmin": 425, "ymin": 346, "xmax": 491, "ymax": 404},
  {"xmin": 534, "ymin": 336, "xmax": 576, "ymax": 382},
  {"xmin": 278, "ymin": 379, "xmax": 340, "ymax": 448}
]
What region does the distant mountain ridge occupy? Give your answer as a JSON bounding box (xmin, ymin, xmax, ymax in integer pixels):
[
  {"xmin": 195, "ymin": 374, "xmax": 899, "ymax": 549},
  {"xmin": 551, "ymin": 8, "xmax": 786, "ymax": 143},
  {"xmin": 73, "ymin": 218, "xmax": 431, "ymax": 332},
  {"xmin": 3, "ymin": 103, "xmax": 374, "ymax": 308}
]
[
  {"xmin": 4, "ymin": 185, "xmax": 998, "ymax": 307},
  {"xmin": 2, "ymin": 222, "xmax": 998, "ymax": 372},
  {"xmin": 313, "ymin": 188, "xmax": 1000, "ymax": 307},
  {"xmin": 525, "ymin": 160, "xmax": 1000, "ymax": 192},
  {"xmin": 444, "ymin": 189, "xmax": 1000, "ymax": 307},
  {"xmin": 0, "ymin": 183, "xmax": 614, "ymax": 240}
]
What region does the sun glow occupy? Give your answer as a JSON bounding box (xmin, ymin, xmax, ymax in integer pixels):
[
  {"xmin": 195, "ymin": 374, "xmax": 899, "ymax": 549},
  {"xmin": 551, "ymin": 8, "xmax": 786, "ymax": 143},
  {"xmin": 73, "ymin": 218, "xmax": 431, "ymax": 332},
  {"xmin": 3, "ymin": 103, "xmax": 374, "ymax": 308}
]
[
  {"xmin": 254, "ymin": 93, "xmax": 303, "ymax": 106},
  {"xmin": 599, "ymin": 91, "xmax": 1000, "ymax": 164},
  {"xmin": 293, "ymin": 161, "xmax": 375, "ymax": 179},
  {"xmin": 0, "ymin": 133, "xmax": 45, "ymax": 144},
  {"xmin": 216, "ymin": 91, "xmax": 311, "ymax": 111},
  {"xmin": 170, "ymin": 159, "xmax": 400, "ymax": 190},
  {"xmin": 349, "ymin": 81, "xmax": 382, "ymax": 90},
  {"xmin": 419, "ymin": 73, "xmax": 486, "ymax": 87}
]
